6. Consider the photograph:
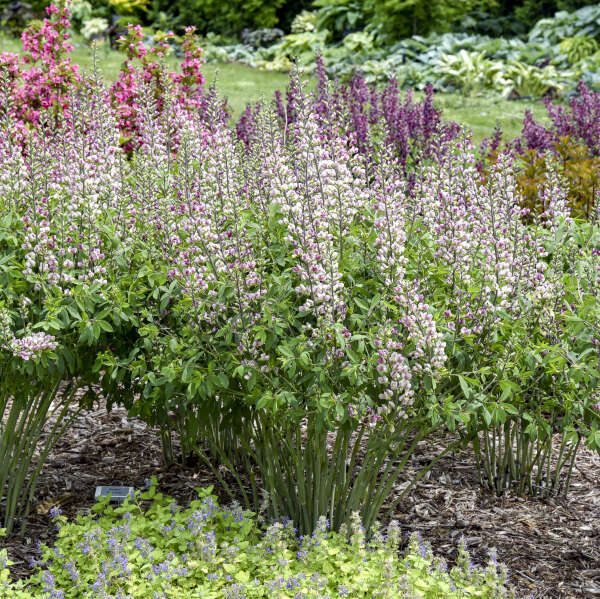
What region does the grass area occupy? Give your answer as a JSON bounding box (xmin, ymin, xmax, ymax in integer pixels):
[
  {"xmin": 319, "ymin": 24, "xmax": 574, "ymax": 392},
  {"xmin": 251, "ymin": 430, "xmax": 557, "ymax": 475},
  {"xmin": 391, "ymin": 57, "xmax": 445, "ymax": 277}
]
[
  {"xmin": 434, "ymin": 94, "xmax": 547, "ymax": 141},
  {"xmin": 0, "ymin": 34, "xmax": 549, "ymax": 141}
]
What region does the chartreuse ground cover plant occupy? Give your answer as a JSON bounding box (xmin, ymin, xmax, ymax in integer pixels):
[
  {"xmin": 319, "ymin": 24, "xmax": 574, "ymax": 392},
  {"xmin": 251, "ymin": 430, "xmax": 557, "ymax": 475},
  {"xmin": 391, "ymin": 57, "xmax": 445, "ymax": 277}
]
[{"xmin": 0, "ymin": 483, "xmax": 513, "ymax": 598}]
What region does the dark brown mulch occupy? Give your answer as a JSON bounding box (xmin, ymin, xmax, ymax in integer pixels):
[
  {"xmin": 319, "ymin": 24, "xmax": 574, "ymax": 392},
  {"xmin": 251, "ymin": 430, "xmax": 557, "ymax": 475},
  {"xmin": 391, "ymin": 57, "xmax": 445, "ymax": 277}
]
[
  {"xmin": 390, "ymin": 440, "xmax": 600, "ymax": 599},
  {"xmin": 3, "ymin": 407, "xmax": 600, "ymax": 598}
]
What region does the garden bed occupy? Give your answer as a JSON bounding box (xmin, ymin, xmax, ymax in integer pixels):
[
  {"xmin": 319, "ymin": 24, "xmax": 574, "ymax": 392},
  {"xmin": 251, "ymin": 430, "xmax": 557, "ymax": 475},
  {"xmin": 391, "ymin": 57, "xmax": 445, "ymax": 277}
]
[
  {"xmin": 4, "ymin": 406, "xmax": 599, "ymax": 598},
  {"xmin": 2, "ymin": 8, "xmax": 600, "ymax": 597}
]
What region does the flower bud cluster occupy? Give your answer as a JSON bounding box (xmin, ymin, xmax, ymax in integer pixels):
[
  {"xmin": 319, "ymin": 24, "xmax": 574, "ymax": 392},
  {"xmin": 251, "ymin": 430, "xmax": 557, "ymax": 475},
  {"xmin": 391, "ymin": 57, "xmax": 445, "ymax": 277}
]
[
  {"xmin": 268, "ymin": 99, "xmax": 368, "ymax": 324},
  {"xmin": 16, "ymin": 81, "xmax": 123, "ymax": 291},
  {"xmin": 5, "ymin": 332, "xmax": 58, "ymax": 361},
  {"xmin": 419, "ymin": 147, "xmax": 559, "ymax": 337}
]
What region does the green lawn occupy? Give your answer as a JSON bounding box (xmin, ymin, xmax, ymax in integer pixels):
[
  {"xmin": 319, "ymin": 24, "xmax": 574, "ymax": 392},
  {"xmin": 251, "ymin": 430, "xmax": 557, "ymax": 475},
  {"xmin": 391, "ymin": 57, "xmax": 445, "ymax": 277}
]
[
  {"xmin": 0, "ymin": 34, "xmax": 549, "ymax": 142},
  {"xmin": 433, "ymin": 94, "xmax": 547, "ymax": 142}
]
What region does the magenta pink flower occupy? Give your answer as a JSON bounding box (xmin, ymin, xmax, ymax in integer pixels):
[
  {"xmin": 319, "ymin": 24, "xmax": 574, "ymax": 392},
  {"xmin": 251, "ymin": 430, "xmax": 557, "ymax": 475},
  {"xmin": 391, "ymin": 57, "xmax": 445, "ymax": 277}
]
[
  {"xmin": 0, "ymin": 3, "xmax": 80, "ymax": 137},
  {"xmin": 109, "ymin": 25, "xmax": 206, "ymax": 150}
]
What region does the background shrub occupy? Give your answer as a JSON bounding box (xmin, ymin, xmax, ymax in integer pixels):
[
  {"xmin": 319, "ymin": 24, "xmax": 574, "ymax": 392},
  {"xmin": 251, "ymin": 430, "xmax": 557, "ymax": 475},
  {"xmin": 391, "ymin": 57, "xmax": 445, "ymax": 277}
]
[
  {"xmin": 370, "ymin": 0, "xmax": 497, "ymax": 39},
  {"xmin": 479, "ymin": 81, "xmax": 600, "ymax": 219},
  {"xmin": 514, "ymin": 0, "xmax": 598, "ymax": 30},
  {"xmin": 174, "ymin": 0, "xmax": 285, "ymax": 36}
]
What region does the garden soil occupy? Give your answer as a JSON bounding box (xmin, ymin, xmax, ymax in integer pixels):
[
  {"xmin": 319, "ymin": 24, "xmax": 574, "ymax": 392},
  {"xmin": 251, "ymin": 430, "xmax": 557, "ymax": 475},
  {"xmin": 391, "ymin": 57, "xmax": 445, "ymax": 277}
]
[{"xmin": 3, "ymin": 407, "xmax": 599, "ymax": 598}]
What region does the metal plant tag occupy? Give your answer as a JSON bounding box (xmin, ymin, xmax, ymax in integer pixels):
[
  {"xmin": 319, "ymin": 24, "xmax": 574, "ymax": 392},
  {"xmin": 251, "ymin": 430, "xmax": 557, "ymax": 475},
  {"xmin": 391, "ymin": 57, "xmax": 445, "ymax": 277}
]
[{"xmin": 94, "ymin": 486, "xmax": 135, "ymax": 504}]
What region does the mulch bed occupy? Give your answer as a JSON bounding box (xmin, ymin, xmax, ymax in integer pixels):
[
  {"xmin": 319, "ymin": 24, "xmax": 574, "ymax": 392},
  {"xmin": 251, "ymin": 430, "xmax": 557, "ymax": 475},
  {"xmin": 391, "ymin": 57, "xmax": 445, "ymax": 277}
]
[{"xmin": 3, "ymin": 406, "xmax": 600, "ymax": 598}]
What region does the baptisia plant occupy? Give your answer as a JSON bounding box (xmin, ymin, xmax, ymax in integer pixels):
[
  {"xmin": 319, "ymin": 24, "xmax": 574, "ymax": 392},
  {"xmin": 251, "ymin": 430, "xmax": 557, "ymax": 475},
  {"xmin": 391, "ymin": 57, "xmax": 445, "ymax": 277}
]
[
  {"xmin": 0, "ymin": 2, "xmax": 210, "ymax": 535},
  {"xmin": 0, "ymin": 75, "xmax": 149, "ymax": 534},
  {"xmin": 415, "ymin": 147, "xmax": 600, "ymax": 496},
  {"xmin": 0, "ymin": 5, "xmax": 215, "ymax": 533},
  {"xmin": 1, "ymin": 3, "xmax": 599, "ymax": 538},
  {"xmin": 104, "ymin": 84, "xmax": 467, "ymax": 535},
  {"xmin": 103, "ymin": 77, "xmax": 599, "ymax": 534}
]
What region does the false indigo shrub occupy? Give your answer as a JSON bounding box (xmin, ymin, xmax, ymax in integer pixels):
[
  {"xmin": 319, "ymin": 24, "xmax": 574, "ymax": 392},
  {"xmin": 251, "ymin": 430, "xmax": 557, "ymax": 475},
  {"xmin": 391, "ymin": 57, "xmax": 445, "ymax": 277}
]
[
  {"xmin": 0, "ymin": 485, "xmax": 514, "ymax": 598},
  {"xmin": 0, "ymin": 76, "xmax": 149, "ymax": 534},
  {"xmin": 118, "ymin": 94, "xmax": 470, "ymax": 534},
  {"xmin": 116, "ymin": 85, "xmax": 599, "ymax": 527},
  {"xmin": 423, "ymin": 147, "xmax": 600, "ymax": 496},
  {"xmin": 474, "ymin": 88, "xmax": 600, "ymax": 495}
]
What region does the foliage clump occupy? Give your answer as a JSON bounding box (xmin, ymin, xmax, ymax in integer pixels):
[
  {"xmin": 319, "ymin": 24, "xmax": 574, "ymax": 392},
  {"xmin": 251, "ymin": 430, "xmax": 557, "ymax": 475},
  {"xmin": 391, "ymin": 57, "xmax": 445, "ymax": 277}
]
[{"xmin": 0, "ymin": 485, "xmax": 513, "ymax": 598}]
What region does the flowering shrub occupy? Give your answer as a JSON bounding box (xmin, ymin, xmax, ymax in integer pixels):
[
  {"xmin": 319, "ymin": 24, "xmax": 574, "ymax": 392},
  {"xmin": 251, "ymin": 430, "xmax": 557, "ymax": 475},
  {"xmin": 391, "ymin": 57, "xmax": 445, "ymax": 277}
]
[
  {"xmin": 428, "ymin": 148, "xmax": 600, "ymax": 495},
  {"xmin": 105, "ymin": 82, "xmax": 598, "ymax": 520},
  {"xmin": 0, "ymin": 76, "xmax": 148, "ymax": 534},
  {"xmin": 517, "ymin": 81, "xmax": 600, "ymax": 156},
  {"xmin": 108, "ymin": 84, "xmax": 474, "ymax": 532},
  {"xmin": 0, "ymin": 486, "xmax": 513, "ymax": 598},
  {"xmin": 1, "ymin": 17, "xmax": 599, "ymax": 537},
  {"xmin": 0, "ymin": 1, "xmax": 212, "ymax": 149},
  {"xmin": 110, "ymin": 24, "xmax": 209, "ymax": 149},
  {"xmin": 0, "ymin": 2, "xmax": 80, "ymax": 138},
  {"xmin": 3, "ymin": 69, "xmax": 600, "ymax": 535},
  {"xmin": 239, "ymin": 60, "xmax": 460, "ymax": 187}
]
